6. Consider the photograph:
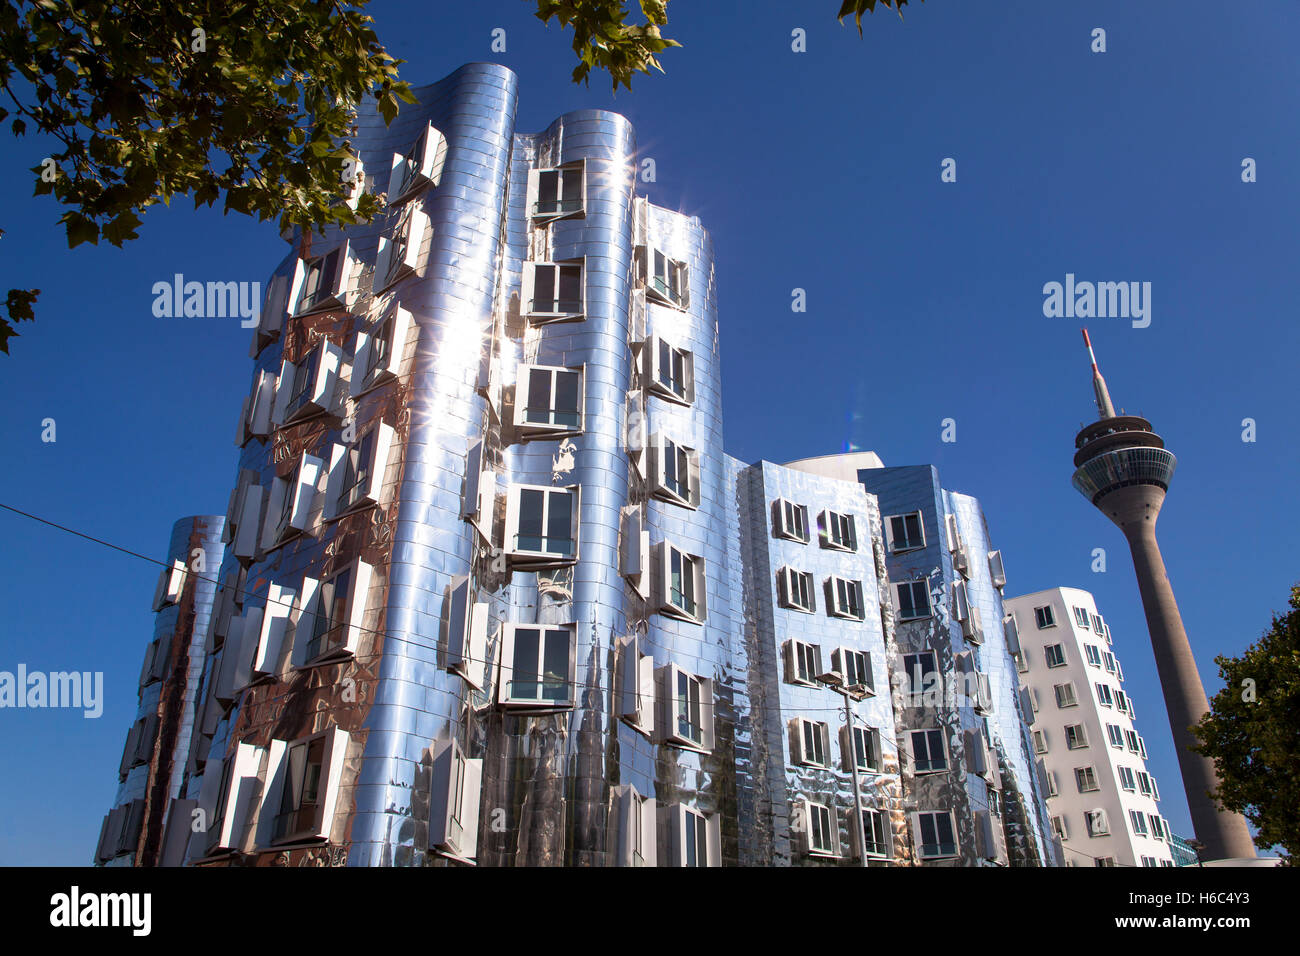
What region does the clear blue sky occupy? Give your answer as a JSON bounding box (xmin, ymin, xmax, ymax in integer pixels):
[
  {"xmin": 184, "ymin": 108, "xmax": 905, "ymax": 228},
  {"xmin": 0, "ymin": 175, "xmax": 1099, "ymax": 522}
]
[{"xmin": 1, "ymin": 0, "xmax": 1295, "ymax": 865}]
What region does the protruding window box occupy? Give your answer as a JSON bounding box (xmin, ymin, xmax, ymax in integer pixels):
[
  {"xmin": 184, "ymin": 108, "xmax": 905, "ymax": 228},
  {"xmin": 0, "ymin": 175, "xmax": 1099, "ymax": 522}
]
[
  {"xmin": 152, "ymin": 559, "xmax": 186, "ymax": 611},
  {"xmin": 496, "ymin": 623, "xmax": 576, "ymax": 709},
  {"xmin": 324, "ymin": 422, "xmax": 395, "ymax": 520},
  {"xmin": 644, "ymin": 335, "xmax": 694, "ymax": 406},
  {"xmin": 828, "ymin": 647, "xmax": 875, "ymax": 698},
  {"xmin": 798, "ymin": 798, "xmax": 839, "ymax": 858},
  {"xmin": 249, "ymin": 582, "xmax": 296, "ymax": 681},
  {"xmin": 638, "ymin": 243, "xmax": 689, "ymax": 310},
  {"xmin": 988, "ymin": 549, "xmax": 1007, "ymax": 590},
  {"xmin": 818, "ymin": 509, "xmax": 858, "ymax": 552},
  {"xmin": 238, "ymin": 369, "xmax": 277, "ymax": 446},
  {"xmin": 351, "ymin": 303, "xmax": 414, "ymax": 397},
  {"xmin": 661, "ymin": 804, "xmax": 720, "ymax": 867},
  {"xmin": 513, "ymin": 364, "xmax": 583, "ymax": 437},
  {"xmin": 649, "ymin": 433, "xmax": 700, "ymax": 508},
  {"xmin": 617, "ymin": 634, "xmax": 655, "ymax": 736},
  {"xmin": 388, "ymin": 122, "xmax": 448, "ymax": 204},
  {"xmin": 611, "ymin": 784, "xmax": 656, "ymax": 867},
  {"xmin": 521, "ymin": 260, "xmax": 584, "ymax": 323},
  {"xmin": 258, "ymin": 728, "xmax": 349, "ymax": 847},
  {"xmin": 825, "ymin": 576, "xmax": 865, "ymax": 620},
  {"xmin": 293, "ymin": 242, "xmax": 353, "ymax": 315},
  {"xmin": 777, "ymin": 567, "xmax": 816, "ymax": 613},
  {"xmin": 275, "ymin": 341, "xmax": 343, "ymax": 427},
  {"xmin": 444, "ymin": 575, "xmax": 489, "ymax": 690},
  {"xmin": 427, "ymin": 737, "xmax": 483, "ymax": 864},
  {"xmin": 374, "ymin": 206, "xmax": 430, "ymax": 293},
  {"xmin": 292, "ymin": 561, "xmax": 373, "ymax": 667},
  {"xmin": 620, "ymin": 509, "xmax": 650, "ymax": 601},
  {"xmin": 206, "ymin": 742, "xmax": 265, "ymax": 855},
  {"xmin": 772, "ymin": 498, "xmax": 810, "ymax": 542},
  {"xmin": 655, "ymin": 541, "xmax": 707, "ymax": 624},
  {"xmin": 657, "ymin": 663, "xmax": 713, "ymax": 753},
  {"xmin": 503, "ymin": 484, "xmax": 579, "ymax": 568},
  {"xmin": 262, "ymin": 454, "xmax": 323, "ymax": 550},
  {"xmin": 461, "ymin": 440, "xmax": 497, "ymax": 542},
  {"xmin": 527, "ymin": 163, "xmax": 585, "ymax": 221},
  {"xmin": 789, "ymin": 717, "xmax": 831, "ymax": 768}
]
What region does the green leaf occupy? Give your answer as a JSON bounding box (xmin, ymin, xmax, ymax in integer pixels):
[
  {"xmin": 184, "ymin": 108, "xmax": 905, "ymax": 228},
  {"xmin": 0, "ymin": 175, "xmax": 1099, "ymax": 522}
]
[{"xmin": 102, "ymin": 210, "xmax": 142, "ymax": 246}]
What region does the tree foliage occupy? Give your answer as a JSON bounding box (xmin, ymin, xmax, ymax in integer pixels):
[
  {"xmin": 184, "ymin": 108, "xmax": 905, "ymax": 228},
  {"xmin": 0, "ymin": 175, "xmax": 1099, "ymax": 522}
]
[
  {"xmin": 0, "ymin": 0, "xmax": 414, "ymax": 352},
  {"xmin": 1192, "ymin": 584, "xmax": 1300, "ymax": 863}
]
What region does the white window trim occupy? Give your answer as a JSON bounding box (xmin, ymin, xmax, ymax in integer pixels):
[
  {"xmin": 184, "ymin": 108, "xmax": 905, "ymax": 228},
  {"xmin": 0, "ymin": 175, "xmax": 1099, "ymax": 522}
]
[
  {"xmin": 830, "ymin": 646, "xmax": 875, "ymax": 696},
  {"xmin": 526, "ymin": 161, "xmax": 585, "ymax": 221},
  {"xmin": 987, "ymin": 549, "xmax": 1007, "ymax": 589},
  {"xmin": 255, "ymin": 727, "xmax": 350, "ymax": 848},
  {"xmin": 152, "ymin": 559, "xmax": 187, "ymax": 611},
  {"xmin": 291, "ymin": 559, "xmax": 374, "ymax": 667},
  {"xmin": 659, "ymin": 663, "xmax": 714, "ymax": 753},
  {"xmin": 842, "ymin": 724, "xmax": 882, "ymax": 774},
  {"xmin": 644, "ymin": 334, "xmax": 695, "ymax": 407},
  {"xmin": 388, "ymin": 121, "xmax": 448, "ymax": 203},
  {"xmin": 351, "ymin": 303, "xmax": 414, "ymax": 397},
  {"xmin": 656, "ymin": 540, "xmax": 707, "ymax": 624},
  {"xmin": 826, "ymin": 575, "xmax": 865, "ymax": 620},
  {"xmin": 512, "ymin": 363, "xmax": 585, "ymax": 437},
  {"xmin": 503, "ymin": 483, "xmax": 581, "ymax": 567},
  {"xmin": 772, "ymin": 498, "xmax": 811, "ymax": 543},
  {"xmin": 444, "ymin": 575, "xmax": 489, "ymax": 690},
  {"xmin": 640, "ymin": 242, "xmax": 689, "ymax": 310},
  {"xmin": 611, "ymin": 784, "xmax": 657, "ymax": 867},
  {"xmin": 426, "ymin": 736, "xmax": 483, "ymax": 863},
  {"xmin": 496, "ymin": 622, "xmax": 577, "ymax": 709},
  {"xmin": 291, "ymin": 241, "xmax": 353, "ymax": 316},
  {"xmin": 620, "ymin": 508, "xmax": 651, "ymax": 601},
  {"xmin": 273, "ymin": 340, "xmax": 343, "ymax": 426},
  {"xmin": 374, "ymin": 206, "xmax": 430, "ymax": 293},
  {"xmin": 789, "ymin": 717, "xmax": 832, "ymax": 768},
  {"xmin": 818, "ymin": 509, "xmax": 858, "ymax": 552},
  {"xmin": 799, "ymin": 797, "xmax": 840, "ymax": 858},
  {"xmin": 618, "ymin": 634, "xmax": 656, "ymax": 736},
  {"xmin": 461, "ymin": 440, "xmax": 497, "ymax": 542},
  {"xmin": 323, "ymin": 421, "xmax": 395, "ymax": 521},
  {"xmin": 520, "ymin": 259, "xmax": 585, "ymax": 322},
  {"xmin": 649, "ymin": 432, "xmax": 700, "ymax": 509},
  {"xmin": 262, "ymin": 454, "xmax": 324, "ymax": 550},
  {"xmin": 782, "ymin": 639, "xmax": 822, "ymax": 687},
  {"xmin": 912, "ymin": 810, "xmax": 959, "ymax": 860},
  {"xmin": 884, "ymin": 510, "xmax": 925, "ymax": 553},
  {"xmin": 662, "ymin": 804, "xmax": 720, "ymax": 867},
  {"xmin": 776, "ymin": 567, "xmax": 816, "ymax": 614}
]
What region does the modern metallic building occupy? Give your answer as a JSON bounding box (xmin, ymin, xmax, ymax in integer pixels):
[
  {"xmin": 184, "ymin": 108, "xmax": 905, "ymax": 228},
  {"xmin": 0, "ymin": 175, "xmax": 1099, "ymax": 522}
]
[
  {"xmin": 97, "ymin": 63, "xmax": 1058, "ymax": 867},
  {"xmin": 1072, "ymin": 331, "xmax": 1254, "ymax": 861},
  {"xmin": 1005, "ymin": 587, "xmax": 1174, "ymax": 867},
  {"xmin": 97, "ymin": 516, "xmax": 225, "ymax": 866}
]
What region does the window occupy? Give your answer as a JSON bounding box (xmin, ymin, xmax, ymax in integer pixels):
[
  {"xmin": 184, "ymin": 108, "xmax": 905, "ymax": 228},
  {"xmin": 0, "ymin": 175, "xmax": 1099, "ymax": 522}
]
[
  {"xmin": 1136, "ymin": 772, "xmax": 1153, "ymax": 796},
  {"xmin": 1095, "ymin": 683, "xmax": 1113, "ymax": 707},
  {"xmin": 1095, "ymin": 857, "xmax": 1117, "ymax": 867},
  {"xmin": 800, "ymin": 799, "xmax": 838, "ymax": 857},
  {"xmin": 1125, "ymin": 730, "xmax": 1141, "ymax": 754},
  {"xmin": 265, "ymin": 728, "xmax": 349, "ymax": 845},
  {"xmin": 664, "ymin": 805, "xmax": 719, "ymax": 867},
  {"xmin": 498, "ymin": 623, "xmax": 575, "ymax": 707},
  {"xmin": 1015, "ymin": 650, "xmax": 1029, "ymax": 674},
  {"xmin": 659, "ymin": 542, "xmax": 707, "ymax": 623},
  {"xmin": 522, "ymin": 261, "xmax": 584, "ymax": 320},
  {"xmin": 1074, "ymin": 766, "xmax": 1099, "ymax": 792},
  {"xmin": 790, "ymin": 718, "xmax": 831, "ymax": 768},
  {"xmin": 444, "ymin": 575, "xmax": 489, "ymax": 690},
  {"xmin": 1034, "ymin": 605, "xmax": 1056, "ymax": 629},
  {"xmin": 1054, "ymin": 682, "xmax": 1078, "ymax": 708},
  {"xmin": 275, "ymin": 341, "xmax": 342, "ymax": 425},
  {"xmin": 1043, "ymin": 643, "xmax": 1066, "ymax": 668},
  {"xmin": 858, "ymin": 808, "xmax": 889, "ymax": 858},
  {"xmin": 1140, "ymin": 855, "xmax": 1159, "ymax": 867},
  {"xmin": 885, "ymin": 511, "xmax": 925, "ymax": 552},
  {"xmin": 1150, "ymin": 777, "xmax": 1160, "ymax": 801},
  {"xmin": 895, "ymin": 580, "xmax": 931, "ymax": 621},
  {"xmin": 527, "ymin": 163, "xmax": 583, "ymax": 219},
  {"xmin": 914, "ymin": 811, "xmax": 958, "ymax": 859},
  {"xmin": 663, "ymin": 665, "xmax": 713, "ymax": 751},
  {"xmin": 1032, "ymin": 730, "xmax": 1048, "ymax": 754},
  {"xmin": 461, "ymin": 440, "xmax": 496, "ymax": 540},
  {"xmin": 826, "ymin": 576, "xmax": 865, "ymax": 620},
  {"xmin": 374, "ymin": 206, "xmax": 429, "ymax": 291},
  {"xmin": 910, "ymin": 729, "xmax": 947, "ymax": 773},
  {"xmin": 427, "ymin": 737, "xmax": 483, "ymax": 862},
  {"xmin": 505, "ymin": 484, "xmax": 580, "ymax": 565},
  {"xmin": 262, "ymin": 454, "xmax": 324, "ymax": 549},
  {"xmin": 1114, "ymin": 689, "xmax": 1130, "ymax": 714},
  {"xmin": 1129, "ymin": 810, "xmax": 1149, "ymax": 837},
  {"xmin": 618, "ymin": 635, "xmax": 656, "ymax": 735},
  {"xmin": 351, "ymin": 304, "xmax": 413, "ymax": 396},
  {"xmin": 1149, "ymin": 814, "xmax": 1165, "ymax": 840},
  {"xmin": 1050, "ymin": 815, "xmax": 1068, "ymax": 841},
  {"xmin": 1091, "ymin": 613, "xmax": 1105, "ymax": 635},
  {"xmin": 777, "ymin": 567, "xmax": 816, "ymax": 613},
  {"xmin": 294, "ymin": 243, "xmax": 352, "ymax": 315},
  {"xmin": 1103, "ymin": 651, "xmax": 1116, "ymax": 673},
  {"xmin": 239, "ymin": 368, "xmax": 276, "ymax": 444},
  {"xmin": 831, "ymin": 647, "xmax": 874, "ymax": 695},
  {"xmin": 845, "ymin": 725, "xmax": 882, "ymax": 773},
  {"xmin": 902, "ymin": 652, "xmax": 938, "ymax": 697},
  {"xmin": 1065, "ymin": 724, "xmax": 1089, "ymax": 749},
  {"xmin": 1118, "ymin": 766, "xmax": 1137, "ymax": 791},
  {"xmin": 772, "ymin": 499, "xmax": 810, "ymax": 542},
  {"xmin": 1114, "ymin": 659, "xmax": 1124, "ymax": 681},
  {"xmin": 987, "ymin": 550, "xmax": 1007, "ymax": 589},
  {"xmin": 388, "ymin": 122, "xmax": 447, "ymax": 201},
  {"xmin": 514, "ymin": 364, "xmax": 583, "ymax": 435},
  {"xmin": 645, "ymin": 335, "xmax": 694, "ymax": 406},
  {"xmin": 783, "ymin": 639, "xmax": 822, "ymax": 687},
  {"xmin": 295, "ymin": 561, "xmax": 373, "ymax": 665},
  {"xmin": 1085, "ymin": 809, "xmax": 1110, "ymax": 837},
  {"xmin": 139, "ymin": 637, "xmax": 170, "ymax": 688},
  {"xmin": 612, "ymin": 785, "xmax": 656, "ymax": 867},
  {"xmin": 324, "ymin": 422, "xmax": 395, "ymax": 520},
  {"xmin": 620, "ymin": 509, "xmax": 650, "ymax": 600},
  {"xmin": 1073, "ymin": 606, "xmax": 1091, "ymax": 628},
  {"xmin": 650, "ymin": 434, "xmax": 700, "ymax": 508},
  {"xmin": 1028, "ymin": 687, "xmax": 1040, "ymax": 713},
  {"xmin": 152, "ymin": 559, "xmax": 186, "ymax": 611},
  {"xmin": 1084, "ymin": 644, "xmax": 1102, "ymax": 667},
  {"xmin": 640, "ymin": 244, "xmax": 689, "ymax": 309},
  {"xmin": 1106, "ymin": 723, "xmax": 1125, "ymax": 748},
  {"xmin": 818, "ymin": 510, "xmax": 857, "ymax": 552},
  {"xmin": 1045, "ymin": 770, "xmax": 1059, "ymax": 797}
]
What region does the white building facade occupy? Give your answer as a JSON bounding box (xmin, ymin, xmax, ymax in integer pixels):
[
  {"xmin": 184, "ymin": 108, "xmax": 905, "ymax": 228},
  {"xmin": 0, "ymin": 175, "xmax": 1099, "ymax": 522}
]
[{"xmin": 1005, "ymin": 587, "xmax": 1174, "ymax": 867}]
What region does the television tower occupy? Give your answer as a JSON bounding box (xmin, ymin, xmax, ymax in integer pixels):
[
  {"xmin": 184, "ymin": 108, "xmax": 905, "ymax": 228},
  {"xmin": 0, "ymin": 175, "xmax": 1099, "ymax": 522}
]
[{"xmin": 1071, "ymin": 330, "xmax": 1254, "ymax": 861}]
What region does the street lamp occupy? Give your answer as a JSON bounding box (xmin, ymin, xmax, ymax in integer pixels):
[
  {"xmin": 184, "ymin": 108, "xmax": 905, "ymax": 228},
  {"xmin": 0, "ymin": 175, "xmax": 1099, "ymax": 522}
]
[{"xmin": 816, "ymin": 671, "xmax": 870, "ymax": 867}]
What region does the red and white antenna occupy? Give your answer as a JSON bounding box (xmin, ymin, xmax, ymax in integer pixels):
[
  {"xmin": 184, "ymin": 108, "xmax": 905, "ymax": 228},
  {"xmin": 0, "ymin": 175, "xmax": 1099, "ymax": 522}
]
[{"xmin": 1082, "ymin": 328, "xmax": 1116, "ymax": 419}]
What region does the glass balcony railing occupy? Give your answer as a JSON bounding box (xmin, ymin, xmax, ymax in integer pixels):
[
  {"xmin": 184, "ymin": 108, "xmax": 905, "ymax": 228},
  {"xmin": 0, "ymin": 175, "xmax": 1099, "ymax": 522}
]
[
  {"xmin": 527, "ymin": 298, "xmax": 583, "ymax": 315},
  {"xmin": 512, "ymin": 534, "xmax": 575, "ymax": 558},
  {"xmin": 532, "ymin": 198, "xmax": 582, "ymax": 216},
  {"xmin": 1072, "ymin": 447, "xmax": 1177, "ymax": 502}
]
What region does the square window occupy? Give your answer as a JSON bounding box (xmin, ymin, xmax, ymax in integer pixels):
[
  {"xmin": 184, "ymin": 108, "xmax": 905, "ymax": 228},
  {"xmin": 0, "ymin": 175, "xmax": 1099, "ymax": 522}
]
[
  {"xmin": 294, "ymin": 243, "xmax": 352, "ymax": 315},
  {"xmin": 819, "ymin": 510, "xmax": 857, "ymax": 552},
  {"xmin": 895, "ymin": 580, "xmax": 931, "ymax": 621},
  {"xmin": 783, "ymin": 639, "xmax": 822, "ymax": 686},
  {"xmin": 1044, "ymin": 643, "xmax": 1066, "ymax": 668},
  {"xmin": 885, "ymin": 511, "xmax": 925, "ymax": 552},
  {"xmin": 1085, "ymin": 809, "xmax": 1110, "ymax": 837},
  {"xmin": 528, "ymin": 163, "xmax": 584, "ymax": 219},
  {"xmin": 1054, "ymin": 682, "xmax": 1078, "ymax": 708},
  {"xmin": 902, "ymin": 652, "xmax": 938, "ymax": 698},
  {"xmin": 295, "ymin": 561, "xmax": 373, "ymax": 666},
  {"xmin": 659, "ymin": 542, "xmax": 707, "ymax": 623},
  {"xmin": 1118, "ymin": 766, "xmax": 1137, "ymax": 791},
  {"xmin": 801, "ymin": 799, "xmax": 838, "ymax": 857},
  {"xmin": 265, "ymin": 728, "xmax": 349, "ymax": 845},
  {"xmin": 275, "ymin": 341, "xmax": 343, "ymax": 425},
  {"xmin": 665, "ymin": 805, "xmax": 718, "ymax": 867},
  {"xmin": 498, "ymin": 623, "xmax": 576, "ymax": 707},
  {"xmin": 1095, "ymin": 683, "xmax": 1113, "ymax": 707},
  {"xmin": 1129, "ymin": 810, "xmax": 1149, "ymax": 837},
  {"xmin": 1074, "ymin": 766, "xmax": 1099, "ymax": 792},
  {"xmin": 1084, "ymin": 644, "xmax": 1102, "ymax": 667},
  {"xmin": 651, "ymin": 434, "xmax": 700, "ymax": 508},
  {"xmin": 1065, "ymin": 724, "xmax": 1089, "ymax": 749},
  {"xmin": 324, "ymin": 422, "xmax": 395, "ymax": 520},
  {"xmin": 663, "ymin": 665, "xmax": 713, "ymax": 751},
  {"xmin": 514, "ymin": 364, "xmax": 583, "ymax": 435},
  {"xmin": 832, "ymin": 647, "xmax": 874, "ymax": 696},
  {"xmin": 910, "ymin": 728, "xmax": 948, "ymax": 773},
  {"xmin": 1073, "ymin": 606, "xmax": 1091, "ymax": 628},
  {"xmin": 388, "ymin": 122, "xmax": 447, "ymax": 201},
  {"xmin": 374, "ymin": 206, "xmax": 429, "ymax": 291},
  {"xmin": 914, "ymin": 811, "xmax": 957, "ymax": 859},
  {"xmin": 827, "ymin": 576, "xmax": 865, "ymax": 620},
  {"xmin": 1106, "ymin": 723, "xmax": 1125, "ymax": 748},
  {"xmin": 505, "ymin": 484, "xmax": 580, "ymax": 566},
  {"xmin": 773, "ymin": 498, "xmax": 810, "ymax": 542},
  {"xmin": 777, "ymin": 567, "xmax": 816, "ymax": 613},
  {"xmin": 645, "ymin": 336, "xmax": 694, "ymax": 406},
  {"xmin": 1034, "ymin": 605, "xmax": 1057, "ymax": 629},
  {"xmin": 790, "ymin": 719, "xmax": 831, "ymax": 768},
  {"xmin": 858, "ymin": 808, "xmax": 889, "ymax": 858},
  {"xmin": 641, "ymin": 244, "xmax": 689, "ymax": 309},
  {"xmin": 522, "ymin": 261, "xmax": 584, "ymax": 320},
  {"xmin": 846, "ymin": 725, "xmax": 882, "ymax": 774}
]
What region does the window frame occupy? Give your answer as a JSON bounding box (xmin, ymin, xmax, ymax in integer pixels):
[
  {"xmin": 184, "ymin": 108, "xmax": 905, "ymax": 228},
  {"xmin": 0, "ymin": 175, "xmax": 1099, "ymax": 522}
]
[
  {"xmin": 645, "ymin": 335, "xmax": 695, "ymax": 406},
  {"xmin": 658, "ymin": 541, "xmax": 707, "ymax": 624},
  {"xmin": 826, "ymin": 575, "xmax": 865, "ymax": 620},
  {"xmin": 909, "ymin": 728, "xmax": 949, "ymax": 774},
  {"xmin": 497, "ymin": 622, "xmax": 577, "ymax": 709},
  {"xmin": 884, "ymin": 510, "xmax": 926, "ymax": 553},
  {"xmin": 504, "ymin": 483, "xmax": 581, "ymax": 567},
  {"xmin": 513, "ymin": 363, "xmax": 585, "ymax": 437},
  {"xmin": 527, "ymin": 162, "xmax": 585, "ymax": 221},
  {"xmin": 894, "ymin": 579, "xmax": 932, "ymax": 622},
  {"xmin": 913, "ymin": 810, "xmax": 958, "ymax": 860},
  {"xmin": 772, "ymin": 498, "xmax": 811, "ymax": 543},
  {"xmin": 521, "ymin": 259, "xmax": 585, "ymax": 322},
  {"xmin": 818, "ymin": 509, "xmax": 858, "ymax": 552},
  {"xmin": 351, "ymin": 303, "xmax": 414, "ymax": 397},
  {"xmin": 649, "ymin": 433, "xmax": 701, "ymax": 509}
]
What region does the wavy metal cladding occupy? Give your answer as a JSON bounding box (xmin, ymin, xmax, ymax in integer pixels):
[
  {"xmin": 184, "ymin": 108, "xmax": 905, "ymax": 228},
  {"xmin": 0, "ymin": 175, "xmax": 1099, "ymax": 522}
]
[{"xmin": 101, "ymin": 515, "xmax": 225, "ymax": 866}]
